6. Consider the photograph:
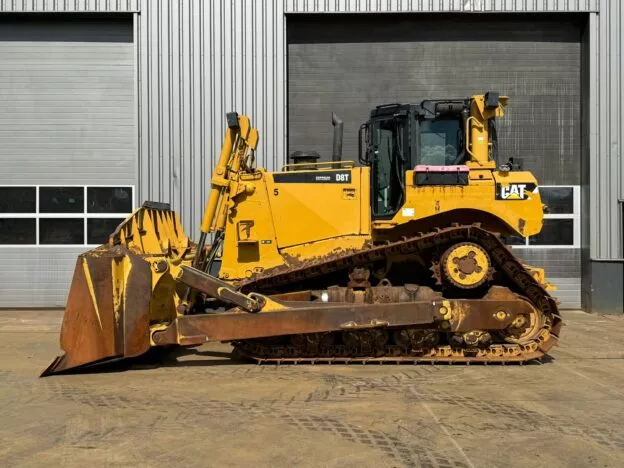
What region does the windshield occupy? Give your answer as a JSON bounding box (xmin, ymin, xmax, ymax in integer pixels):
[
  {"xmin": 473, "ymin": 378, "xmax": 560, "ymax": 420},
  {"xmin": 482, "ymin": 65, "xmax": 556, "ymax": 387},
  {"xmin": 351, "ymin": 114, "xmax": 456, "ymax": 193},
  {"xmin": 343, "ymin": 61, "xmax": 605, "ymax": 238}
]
[
  {"xmin": 371, "ymin": 117, "xmax": 406, "ymax": 217},
  {"xmin": 419, "ymin": 119, "xmax": 462, "ymax": 166}
]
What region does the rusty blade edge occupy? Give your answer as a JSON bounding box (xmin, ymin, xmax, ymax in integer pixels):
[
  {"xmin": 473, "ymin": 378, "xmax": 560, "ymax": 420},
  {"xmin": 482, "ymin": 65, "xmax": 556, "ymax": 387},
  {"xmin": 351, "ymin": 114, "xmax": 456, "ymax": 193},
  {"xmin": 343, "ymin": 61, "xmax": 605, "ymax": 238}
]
[{"xmin": 40, "ymin": 354, "xmax": 125, "ymax": 377}]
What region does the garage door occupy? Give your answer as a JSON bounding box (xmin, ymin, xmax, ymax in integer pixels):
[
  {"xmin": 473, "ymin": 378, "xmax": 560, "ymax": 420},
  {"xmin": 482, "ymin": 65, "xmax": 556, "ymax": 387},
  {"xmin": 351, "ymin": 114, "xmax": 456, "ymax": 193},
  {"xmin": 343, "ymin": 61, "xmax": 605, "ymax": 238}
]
[
  {"xmin": 288, "ymin": 14, "xmax": 582, "ymax": 308},
  {"xmin": 0, "ymin": 17, "xmax": 135, "ymax": 307}
]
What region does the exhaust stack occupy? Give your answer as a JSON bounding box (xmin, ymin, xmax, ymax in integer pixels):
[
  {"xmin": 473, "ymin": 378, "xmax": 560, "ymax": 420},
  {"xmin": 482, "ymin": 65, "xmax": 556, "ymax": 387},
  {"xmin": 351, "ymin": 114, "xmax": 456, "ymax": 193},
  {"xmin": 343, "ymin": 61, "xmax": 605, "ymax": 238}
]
[{"xmin": 331, "ymin": 112, "xmax": 343, "ymax": 162}]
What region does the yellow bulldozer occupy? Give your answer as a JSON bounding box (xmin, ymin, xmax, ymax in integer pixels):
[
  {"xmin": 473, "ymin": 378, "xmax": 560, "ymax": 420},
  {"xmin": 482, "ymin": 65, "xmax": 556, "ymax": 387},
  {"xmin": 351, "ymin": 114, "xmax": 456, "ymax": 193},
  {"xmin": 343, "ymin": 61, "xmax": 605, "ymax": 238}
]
[{"xmin": 42, "ymin": 92, "xmax": 562, "ymax": 376}]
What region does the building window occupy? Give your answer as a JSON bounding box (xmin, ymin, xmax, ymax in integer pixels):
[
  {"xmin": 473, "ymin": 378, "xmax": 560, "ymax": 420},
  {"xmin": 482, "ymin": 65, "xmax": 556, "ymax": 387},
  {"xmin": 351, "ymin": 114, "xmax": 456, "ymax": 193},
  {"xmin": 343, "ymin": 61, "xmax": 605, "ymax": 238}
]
[
  {"xmin": 529, "ymin": 219, "xmax": 575, "ymax": 246},
  {"xmin": 0, "ymin": 187, "xmax": 36, "ymax": 213},
  {"xmin": 511, "ymin": 185, "xmax": 580, "ymax": 249},
  {"xmin": 0, "ymin": 218, "xmax": 36, "ymax": 245},
  {"xmin": 87, "ymin": 187, "xmax": 133, "ymax": 214},
  {"xmin": 39, "ymin": 218, "xmax": 85, "ymax": 245},
  {"xmin": 0, "ymin": 186, "xmax": 134, "ymax": 247},
  {"xmin": 87, "ymin": 218, "xmax": 127, "ymax": 245},
  {"xmin": 39, "ymin": 187, "xmax": 84, "ymax": 214}
]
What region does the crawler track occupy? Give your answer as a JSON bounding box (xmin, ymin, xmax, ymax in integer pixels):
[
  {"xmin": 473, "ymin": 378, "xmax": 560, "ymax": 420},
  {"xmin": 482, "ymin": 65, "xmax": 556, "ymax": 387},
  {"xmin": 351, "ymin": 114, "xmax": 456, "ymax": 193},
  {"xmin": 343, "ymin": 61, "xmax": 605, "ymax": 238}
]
[{"xmin": 232, "ymin": 225, "xmax": 562, "ymax": 364}]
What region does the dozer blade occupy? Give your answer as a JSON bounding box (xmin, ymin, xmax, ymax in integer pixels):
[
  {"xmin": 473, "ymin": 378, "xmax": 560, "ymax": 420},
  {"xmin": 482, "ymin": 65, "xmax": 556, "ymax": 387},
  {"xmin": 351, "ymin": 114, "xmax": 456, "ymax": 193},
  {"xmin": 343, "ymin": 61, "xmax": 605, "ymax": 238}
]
[
  {"xmin": 41, "ymin": 245, "xmax": 153, "ymax": 376},
  {"xmin": 42, "ymin": 202, "xmax": 191, "ymax": 376}
]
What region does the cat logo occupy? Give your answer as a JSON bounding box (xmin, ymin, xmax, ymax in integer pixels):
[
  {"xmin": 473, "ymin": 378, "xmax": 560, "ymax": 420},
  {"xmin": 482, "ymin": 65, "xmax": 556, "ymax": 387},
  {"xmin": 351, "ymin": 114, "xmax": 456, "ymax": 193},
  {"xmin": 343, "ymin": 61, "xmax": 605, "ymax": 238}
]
[{"xmin": 496, "ymin": 183, "xmax": 537, "ymax": 200}]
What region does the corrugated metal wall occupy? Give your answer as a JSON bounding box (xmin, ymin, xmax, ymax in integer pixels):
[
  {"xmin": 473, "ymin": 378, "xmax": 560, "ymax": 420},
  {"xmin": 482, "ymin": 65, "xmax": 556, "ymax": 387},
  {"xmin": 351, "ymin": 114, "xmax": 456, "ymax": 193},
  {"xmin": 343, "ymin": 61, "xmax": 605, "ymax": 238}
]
[
  {"xmin": 0, "ymin": 0, "xmax": 621, "ymax": 270},
  {"xmin": 0, "ymin": 0, "xmax": 138, "ymax": 12},
  {"xmin": 588, "ymin": 0, "xmax": 624, "ymax": 259},
  {"xmin": 284, "ymin": 0, "xmax": 598, "ymax": 13},
  {"xmin": 136, "ymin": 1, "xmax": 286, "ymax": 235}
]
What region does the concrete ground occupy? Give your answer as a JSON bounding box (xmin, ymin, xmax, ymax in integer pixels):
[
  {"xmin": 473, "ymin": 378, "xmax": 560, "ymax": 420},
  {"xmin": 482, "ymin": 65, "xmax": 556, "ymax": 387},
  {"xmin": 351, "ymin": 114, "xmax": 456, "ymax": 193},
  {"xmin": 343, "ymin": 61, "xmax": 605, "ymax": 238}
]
[{"xmin": 1, "ymin": 310, "xmax": 624, "ymax": 467}]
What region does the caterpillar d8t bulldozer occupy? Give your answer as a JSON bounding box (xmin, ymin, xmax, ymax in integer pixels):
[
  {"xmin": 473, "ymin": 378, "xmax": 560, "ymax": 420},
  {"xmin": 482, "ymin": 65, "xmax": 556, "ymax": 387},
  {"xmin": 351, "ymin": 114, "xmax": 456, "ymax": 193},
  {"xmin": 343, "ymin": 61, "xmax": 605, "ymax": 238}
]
[{"xmin": 42, "ymin": 92, "xmax": 562, "ymax": 376}]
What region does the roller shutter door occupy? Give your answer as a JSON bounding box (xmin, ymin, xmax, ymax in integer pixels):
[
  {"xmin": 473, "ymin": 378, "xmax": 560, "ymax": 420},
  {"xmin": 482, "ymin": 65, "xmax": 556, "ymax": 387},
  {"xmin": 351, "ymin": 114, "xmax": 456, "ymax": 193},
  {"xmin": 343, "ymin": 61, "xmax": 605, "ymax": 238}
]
[
  {"xmin": 0, "ymin": 17, "xmax": 135, "ymax": 307},
  {"xmin": 288, "ymin": 14, "xmax": 582, "ymax": 308}
]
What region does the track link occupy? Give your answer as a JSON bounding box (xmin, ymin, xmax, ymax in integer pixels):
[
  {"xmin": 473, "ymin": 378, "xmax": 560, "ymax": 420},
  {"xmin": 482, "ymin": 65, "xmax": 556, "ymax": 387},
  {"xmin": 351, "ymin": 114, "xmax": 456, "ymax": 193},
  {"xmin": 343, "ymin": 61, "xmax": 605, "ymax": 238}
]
[
  {"xmin": 233, "ymin": 225, "xmax": 562, "ymax": 364},
  {"xmin": 233, "ymin": 339, "xmax": 545, "ymax": 364}
]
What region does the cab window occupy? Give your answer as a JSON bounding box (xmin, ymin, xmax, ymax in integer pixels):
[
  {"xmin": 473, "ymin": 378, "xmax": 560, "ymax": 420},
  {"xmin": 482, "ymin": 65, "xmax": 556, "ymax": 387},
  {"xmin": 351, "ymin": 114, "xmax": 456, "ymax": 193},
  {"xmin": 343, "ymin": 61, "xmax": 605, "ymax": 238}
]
[{"xmin": 419, "ymin": 119, "xmax": 463, "ymax": 166}]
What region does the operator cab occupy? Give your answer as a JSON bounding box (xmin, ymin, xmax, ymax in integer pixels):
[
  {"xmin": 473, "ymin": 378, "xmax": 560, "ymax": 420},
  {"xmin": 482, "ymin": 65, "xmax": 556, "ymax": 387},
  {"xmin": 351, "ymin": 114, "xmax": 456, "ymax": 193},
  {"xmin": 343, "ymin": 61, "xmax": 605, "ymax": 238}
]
[{"xmin": 360, "ymin": 97, "xmax": 497, "ymax": 219}]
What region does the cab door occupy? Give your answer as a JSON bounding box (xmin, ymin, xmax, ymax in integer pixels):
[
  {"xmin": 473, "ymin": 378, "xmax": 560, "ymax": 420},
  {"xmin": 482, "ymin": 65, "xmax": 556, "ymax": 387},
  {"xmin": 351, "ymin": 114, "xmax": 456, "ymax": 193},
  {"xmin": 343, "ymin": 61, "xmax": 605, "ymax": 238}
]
[{"xmin": 370, "ymin": 114, "xmax": 409, "ymax": 219}]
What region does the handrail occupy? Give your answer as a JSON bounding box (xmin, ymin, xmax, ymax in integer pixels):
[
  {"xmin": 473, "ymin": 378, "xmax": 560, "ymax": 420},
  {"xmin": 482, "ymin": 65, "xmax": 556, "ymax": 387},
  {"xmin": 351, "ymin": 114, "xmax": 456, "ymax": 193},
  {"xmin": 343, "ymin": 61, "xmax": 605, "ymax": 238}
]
[
  {"xmin": 281, "ymin": 160, "xmax": 356, "ymax": 171},
  {"xmin": 465, "ymin": 116, "xmax": 478, "ymax": 159}
]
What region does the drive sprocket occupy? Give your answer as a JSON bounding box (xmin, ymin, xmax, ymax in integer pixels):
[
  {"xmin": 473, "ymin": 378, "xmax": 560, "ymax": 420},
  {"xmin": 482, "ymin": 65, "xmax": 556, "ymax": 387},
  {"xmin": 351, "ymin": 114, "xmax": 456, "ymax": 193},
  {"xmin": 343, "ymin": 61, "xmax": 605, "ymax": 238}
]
[{"xmin": 440, "ymin": 242, "xmax": 491, "ymax": 289}]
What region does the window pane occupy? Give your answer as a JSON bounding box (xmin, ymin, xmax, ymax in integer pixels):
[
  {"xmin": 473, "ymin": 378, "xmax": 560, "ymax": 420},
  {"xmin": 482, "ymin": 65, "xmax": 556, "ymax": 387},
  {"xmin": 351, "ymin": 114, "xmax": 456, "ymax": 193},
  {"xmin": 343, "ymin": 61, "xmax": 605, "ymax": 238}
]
[
  {"xmin": 39, "ymin": 219, "xmax": 84, "ymax": 245},
  {"xmin": 0, "ymin": 219, "xmax": 36, "ymax": 244},
  {"xmin": 0, "ymin": 187, "xmax": 36, "ymax": 213},
  {"xmin": 540, "ymin": 187, "xmax": 574, "ymax": 214},
  {"xmin": 87, "ymin": 187, "xmax": 133, "ymax": 213},
  {"xmin": 419, "ymin": 118, "xmax": 462, "ymax": 166},
  {"xmin": 39, "ymin": 187, "xmax": 84, "ymax": 214},
  {"xmin": 87, "ymin": 218, "xmax": 124, "ymax": 245},
  {"xmin": 529, "ymin": 219, "xmax": 574, "ymax": 246},
  {"xmin": 372, "ymin": 118, "xmax": 407, "ymax": 217}
]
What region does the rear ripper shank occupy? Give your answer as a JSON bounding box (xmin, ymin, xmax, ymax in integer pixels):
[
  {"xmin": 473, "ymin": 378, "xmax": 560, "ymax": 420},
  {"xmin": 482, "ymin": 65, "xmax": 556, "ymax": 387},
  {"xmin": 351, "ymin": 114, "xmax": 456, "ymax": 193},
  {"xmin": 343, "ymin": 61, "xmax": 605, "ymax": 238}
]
[{"xmin": 43, "ymin": 94, "xmax": 562, "ymax": 375}]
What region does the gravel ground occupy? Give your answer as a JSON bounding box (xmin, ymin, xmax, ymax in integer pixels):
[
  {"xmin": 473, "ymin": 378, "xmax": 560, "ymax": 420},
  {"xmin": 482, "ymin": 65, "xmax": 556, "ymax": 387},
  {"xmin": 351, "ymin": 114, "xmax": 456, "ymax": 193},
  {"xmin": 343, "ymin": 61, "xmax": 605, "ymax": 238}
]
[{"xmin": 1, "ymin": 309, "xmax": 624, "ymax": 467}]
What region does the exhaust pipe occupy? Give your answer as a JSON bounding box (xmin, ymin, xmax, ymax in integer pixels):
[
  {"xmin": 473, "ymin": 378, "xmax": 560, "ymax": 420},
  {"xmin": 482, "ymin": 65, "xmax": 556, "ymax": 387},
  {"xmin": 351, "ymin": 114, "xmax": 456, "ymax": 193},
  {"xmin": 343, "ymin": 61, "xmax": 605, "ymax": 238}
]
[{"xmin": 332, "ymin": 112, "xmax": 343, "ymax": 162}]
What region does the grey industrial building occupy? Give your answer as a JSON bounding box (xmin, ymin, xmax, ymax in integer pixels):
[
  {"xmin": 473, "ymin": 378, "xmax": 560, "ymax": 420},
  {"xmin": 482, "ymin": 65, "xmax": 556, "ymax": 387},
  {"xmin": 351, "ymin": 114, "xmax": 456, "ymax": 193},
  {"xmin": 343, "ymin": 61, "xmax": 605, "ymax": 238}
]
[{"xmin": 0, "ymin": 0, "xmax": 621, "ymax": 314}]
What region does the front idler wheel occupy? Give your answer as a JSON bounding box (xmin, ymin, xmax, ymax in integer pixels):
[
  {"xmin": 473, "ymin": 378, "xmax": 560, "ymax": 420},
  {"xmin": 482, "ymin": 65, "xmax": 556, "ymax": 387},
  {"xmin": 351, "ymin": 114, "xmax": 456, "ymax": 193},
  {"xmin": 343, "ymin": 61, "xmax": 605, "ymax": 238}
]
[{"xmin": 499, "ymin": 307, "xmax": 545, "ymax": 345}]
